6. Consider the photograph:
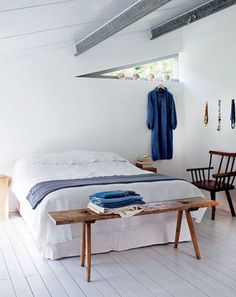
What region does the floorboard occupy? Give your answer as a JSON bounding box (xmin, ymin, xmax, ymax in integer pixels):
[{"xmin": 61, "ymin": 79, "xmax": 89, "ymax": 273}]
[{"xmin": 0, "ymin": 209, "xmax": 235, "ymax": 297}]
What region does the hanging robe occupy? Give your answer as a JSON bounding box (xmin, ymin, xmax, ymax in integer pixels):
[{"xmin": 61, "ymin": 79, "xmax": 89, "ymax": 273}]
[{"xmin": 147, "ymin": 87, "xmax": 177, "ymax": 160}]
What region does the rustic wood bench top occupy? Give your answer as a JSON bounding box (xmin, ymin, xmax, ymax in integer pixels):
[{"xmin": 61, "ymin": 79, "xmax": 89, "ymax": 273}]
[
  {"xmin": 49, "ymin": 197, "xmax": 217, "ymax": 225},
  {"xmin": 48, "ymin": 197, "xmax": 219, "ymax": 282}
]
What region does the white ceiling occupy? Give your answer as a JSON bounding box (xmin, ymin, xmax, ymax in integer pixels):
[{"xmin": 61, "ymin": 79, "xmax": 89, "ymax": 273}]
[{"xmin": 0, "ymin": 0, "xmax": 214, "ymax": 56}]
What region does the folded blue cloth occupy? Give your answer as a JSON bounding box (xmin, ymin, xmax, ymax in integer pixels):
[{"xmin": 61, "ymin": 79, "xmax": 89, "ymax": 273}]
[
  {"xmin": 90, "ymin": 190, "xmax": 145, "ymax": 208},
  {"xmin": 91, "ymin": 196, "xmax": 143, "ymax": 205},
  {"xmin": 90, "ymin": 190, "xmax": 139, "ymax": 199},
  {"xmin": 92, "ymin": 200, "xmax": 145, "ymax": 208}
]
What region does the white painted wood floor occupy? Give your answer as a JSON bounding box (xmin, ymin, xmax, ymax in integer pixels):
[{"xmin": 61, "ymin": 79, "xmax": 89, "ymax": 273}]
[{"xmin": 1, "ymin": 209, "xmax": 236, "ymax": 297}]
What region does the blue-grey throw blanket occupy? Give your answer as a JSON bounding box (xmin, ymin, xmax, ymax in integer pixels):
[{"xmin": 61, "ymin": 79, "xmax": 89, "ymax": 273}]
[{"xmin": 26, "ymin": 173, "xmax": 183, "ymax": 209}]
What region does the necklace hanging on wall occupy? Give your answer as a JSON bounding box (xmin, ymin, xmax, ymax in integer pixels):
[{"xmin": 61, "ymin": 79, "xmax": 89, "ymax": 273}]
[
  {"xmin": 230, "ymin": 99, "xmax": 235, "ymax": 129},
  {"xmin": 217, "ymin": 100, "xmax": 221, "ymax": 131},
  {"xmin": 204, "ymin": 101, "xmax": 208, "ymax": 126}
]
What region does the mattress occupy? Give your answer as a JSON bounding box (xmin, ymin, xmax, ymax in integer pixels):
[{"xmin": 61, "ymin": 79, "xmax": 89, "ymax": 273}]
[{"xmin": 11, "ymin": 151, "xmax": 206, "ymax": 259}]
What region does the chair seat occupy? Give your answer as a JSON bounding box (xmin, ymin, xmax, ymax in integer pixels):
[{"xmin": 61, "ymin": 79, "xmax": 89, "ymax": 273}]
[{"xmin": 192, "ymin": 180, "xmax": 235, "ymax": 192}]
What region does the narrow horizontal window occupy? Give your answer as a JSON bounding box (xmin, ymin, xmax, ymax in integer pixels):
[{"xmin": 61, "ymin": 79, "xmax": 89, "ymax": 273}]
[{"xmin": 77, "ymin": 55, "xmax": 179, "ymax": 82}]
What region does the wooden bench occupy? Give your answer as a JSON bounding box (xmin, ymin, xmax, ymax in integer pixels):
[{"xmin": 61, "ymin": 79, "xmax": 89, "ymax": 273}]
[{"xmin": 49, "ymin": 197, "xmax": 218, "ymax": 282}]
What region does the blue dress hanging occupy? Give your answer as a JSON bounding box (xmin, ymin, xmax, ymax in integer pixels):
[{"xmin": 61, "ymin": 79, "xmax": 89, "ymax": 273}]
[{"xmin": 147, "ymin": 87, "xmax": 177, "ymax": 160}]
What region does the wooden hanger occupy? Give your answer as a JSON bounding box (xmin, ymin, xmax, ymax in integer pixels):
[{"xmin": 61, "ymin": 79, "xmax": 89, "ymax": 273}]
[{"xmin": 157, "ymin": 83, "xmax": 165, "ymax": 89}]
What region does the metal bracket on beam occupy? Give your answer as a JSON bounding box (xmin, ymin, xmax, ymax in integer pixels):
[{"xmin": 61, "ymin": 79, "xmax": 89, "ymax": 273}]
[
  {"xmin": 75, "ymin": 0, "xmax": 172, "ymax": 56},
  {"xmin": 151, "ymin": 0, "xmax": 236, "ymax": 40}
]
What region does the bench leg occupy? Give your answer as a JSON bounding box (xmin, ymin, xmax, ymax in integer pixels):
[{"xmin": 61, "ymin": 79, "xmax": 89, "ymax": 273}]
[
  {"xmin": 80, "ymin": 223, "xmax": 86, "ymax": 267},
  {"xmin": 174, "ymin": 210, "xmax": 183, "ymax": 249},
  {"xmin": 85, "ymin": 222, "xmax": 92, "ymax": 282},
  {"xmin": 185, "ymin": 210, "xmax": 201, "ymax": 260}
]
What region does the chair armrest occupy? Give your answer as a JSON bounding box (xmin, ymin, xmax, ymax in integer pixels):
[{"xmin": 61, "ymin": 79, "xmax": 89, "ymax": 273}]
[
  {"xmin": 186, "ymin": 167, "xmax": 214, "ymax": 183},
  {"xmin": 186, "ymin": 167, "xmax": 213, "ymax": 172},
  {"xmin": 212, "ymin": 172, "xmax": 236, "ymax": 178}
]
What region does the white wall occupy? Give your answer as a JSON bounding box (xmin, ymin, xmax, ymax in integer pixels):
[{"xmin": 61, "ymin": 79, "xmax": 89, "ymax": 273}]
[
  {"xmin": 0, "ymin": 30, "xmax": 183, "ymax": 174},
  {"xmin": 179, "ymin": 5, "xmax": 236, "ymax": 209}
]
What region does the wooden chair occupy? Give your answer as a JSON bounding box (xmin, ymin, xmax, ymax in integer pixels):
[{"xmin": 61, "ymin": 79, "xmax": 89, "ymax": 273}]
[{"xmin": 186, "ymin": 150, "xmax": 236, "ymax": 220}]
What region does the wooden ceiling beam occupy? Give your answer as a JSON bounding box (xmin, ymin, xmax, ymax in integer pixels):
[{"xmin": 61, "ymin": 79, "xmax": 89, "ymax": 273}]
[
  {"xmin": 151, "ymin": 0, "xmax": 236, "ymax": 40},
  {"xmin": 75, "ymin": 0, "xmax": 172, "ymax": 56}
]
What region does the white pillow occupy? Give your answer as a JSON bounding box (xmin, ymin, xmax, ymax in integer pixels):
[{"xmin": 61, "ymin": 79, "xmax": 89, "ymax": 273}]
[
  {"xmin": 62, "ymin": 150, "xmax": 128, "ymax": 163},
  {"xmin": 14, "ymin": 153, "xmax": 71, "ymax": 166},
  {"xmin": 15, "ymin": 150, "xmax": 128, "ymax": 166}
]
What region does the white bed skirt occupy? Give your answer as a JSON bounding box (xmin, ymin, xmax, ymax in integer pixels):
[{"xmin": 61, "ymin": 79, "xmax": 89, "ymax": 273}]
[
  {"xmin": 19, "ymin": 199, "xmax": 191, "ymax": 259},
  {"xmin": 45, "ymin": 220, "xmax": 191, "ymax": 260}
]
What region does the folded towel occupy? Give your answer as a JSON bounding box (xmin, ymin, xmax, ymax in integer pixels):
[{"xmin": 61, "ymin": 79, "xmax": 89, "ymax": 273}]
[
  {"xmin": 90, "ymin": 195, "xmax": 143, "ymax": 204},
  {"xmin": 87, "ymin": 202, "xmax": 144, "ymax": 218},
  {"xmin": 89, "ymin": 190, "xmax": 145, "ymax": 208},
  {"xmin": 91, "ymin": 199, "xmax": 145, "ymax": 208},
  {"xmin": 90, "ymin": 190, "xmax": 139, "ymax": 199},
  {"xmin": 88, "ymin": 202, "xmax": 143, "ymax": 214}
]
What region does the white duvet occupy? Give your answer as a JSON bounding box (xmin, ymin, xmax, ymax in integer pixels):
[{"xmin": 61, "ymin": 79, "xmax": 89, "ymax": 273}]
[{"xmin": 11, "ymin": 151, "xmax": 206, "ymax": 259}]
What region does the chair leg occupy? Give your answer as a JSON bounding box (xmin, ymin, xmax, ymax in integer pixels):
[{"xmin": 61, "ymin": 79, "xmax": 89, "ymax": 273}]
[
  {"xmin": 225, "ymin": 190, "xmax": 236, "ymax": 217},
  {"xmin": 210, "ymin": 192, "xmax": 216, "ymax": 220}
]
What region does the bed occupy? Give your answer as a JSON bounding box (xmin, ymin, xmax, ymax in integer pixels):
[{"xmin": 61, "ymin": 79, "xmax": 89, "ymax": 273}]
[{"xmin": 11, "ymin": 150, "xmax": 206, "ymax": 259}]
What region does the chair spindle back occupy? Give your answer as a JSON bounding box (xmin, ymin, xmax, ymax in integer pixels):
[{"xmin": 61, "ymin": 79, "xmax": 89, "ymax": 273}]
[{"xmin": 209, "ymin": 150, "xmax": 236, "ymax": 188}]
